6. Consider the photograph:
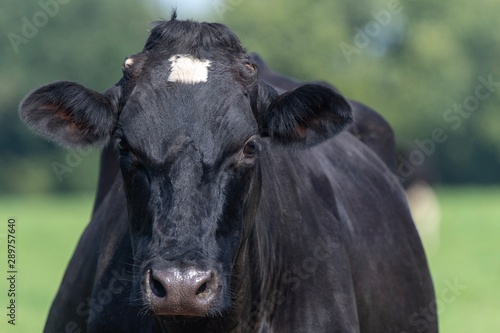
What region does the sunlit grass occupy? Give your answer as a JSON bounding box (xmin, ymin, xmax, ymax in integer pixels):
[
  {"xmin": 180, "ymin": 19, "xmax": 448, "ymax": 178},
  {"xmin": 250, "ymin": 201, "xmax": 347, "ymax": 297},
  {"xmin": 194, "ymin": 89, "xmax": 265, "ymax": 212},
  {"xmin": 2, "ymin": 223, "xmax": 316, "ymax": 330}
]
[
  {"xmin": 0, "ymin": 194, "xmax": 94, "ymax": 333},
  {"xmin": 426, "ymin": 187, "xmax": 500, "ymax": 333}
]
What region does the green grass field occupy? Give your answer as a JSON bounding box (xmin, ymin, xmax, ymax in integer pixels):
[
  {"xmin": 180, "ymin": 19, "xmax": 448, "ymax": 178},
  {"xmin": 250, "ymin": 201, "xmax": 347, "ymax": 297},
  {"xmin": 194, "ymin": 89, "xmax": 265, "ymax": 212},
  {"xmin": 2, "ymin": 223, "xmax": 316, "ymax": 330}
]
[
  {"xmin": 0, "ymin": 194, "xmax": 94, "ymax": 333},
  {"xmin": 427, "ymin": 187, "xmax": 500, "ymax": 333},
  {"xmin": 0, "ymin": 187, "xmax": 499, "ymax": 332}
]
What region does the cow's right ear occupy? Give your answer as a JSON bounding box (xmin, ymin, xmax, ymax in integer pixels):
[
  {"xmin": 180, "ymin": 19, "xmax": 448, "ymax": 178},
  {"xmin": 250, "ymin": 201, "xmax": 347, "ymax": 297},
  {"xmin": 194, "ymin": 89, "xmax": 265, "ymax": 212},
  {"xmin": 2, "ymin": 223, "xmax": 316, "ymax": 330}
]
[{"xmin": 19, "ymin": 81, "xmax": 120, "ymax": 148}]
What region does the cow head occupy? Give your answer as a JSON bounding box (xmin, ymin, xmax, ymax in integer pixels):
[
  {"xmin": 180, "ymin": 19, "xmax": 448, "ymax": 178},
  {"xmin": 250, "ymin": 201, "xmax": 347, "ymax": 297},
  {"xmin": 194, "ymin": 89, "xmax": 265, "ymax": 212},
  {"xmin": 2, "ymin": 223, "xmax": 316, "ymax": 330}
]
[{"xmin": 19, "ymin": 19, "xmax": 352, "ymax": 318}]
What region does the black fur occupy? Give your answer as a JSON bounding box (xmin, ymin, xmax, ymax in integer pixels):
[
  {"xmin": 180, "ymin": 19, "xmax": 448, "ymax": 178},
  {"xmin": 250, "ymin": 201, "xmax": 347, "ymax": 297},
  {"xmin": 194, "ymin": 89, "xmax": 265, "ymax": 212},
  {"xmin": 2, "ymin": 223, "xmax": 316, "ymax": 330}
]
[
  {"xmin": 144, "ymin": 19, "xmax": 247, "ymax": 58},
  {"xmin": 264, "ymin": 84, "xmax": 353, "ymax": 147},
  {"xmin": 19, "ymin": 81, "xmax": 117, "ymax": 148}
]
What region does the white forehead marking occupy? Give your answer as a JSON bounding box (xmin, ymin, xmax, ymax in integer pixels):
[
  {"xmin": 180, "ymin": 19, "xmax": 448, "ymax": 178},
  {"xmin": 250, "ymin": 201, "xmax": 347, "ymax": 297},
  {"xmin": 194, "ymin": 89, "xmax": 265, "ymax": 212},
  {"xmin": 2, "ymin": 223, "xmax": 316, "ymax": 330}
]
[{"xmin": 167, "ymin": 54, "xmax": 211, "ymax": 84}]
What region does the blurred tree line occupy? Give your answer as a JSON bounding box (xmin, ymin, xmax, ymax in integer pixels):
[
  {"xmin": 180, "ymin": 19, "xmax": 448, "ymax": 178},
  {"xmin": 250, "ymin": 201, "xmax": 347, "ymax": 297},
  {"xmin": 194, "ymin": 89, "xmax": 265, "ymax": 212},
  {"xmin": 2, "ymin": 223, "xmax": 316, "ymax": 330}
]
[{"xmin": 1, "ymin": 0, "xmax": 499, "ymax": 194}]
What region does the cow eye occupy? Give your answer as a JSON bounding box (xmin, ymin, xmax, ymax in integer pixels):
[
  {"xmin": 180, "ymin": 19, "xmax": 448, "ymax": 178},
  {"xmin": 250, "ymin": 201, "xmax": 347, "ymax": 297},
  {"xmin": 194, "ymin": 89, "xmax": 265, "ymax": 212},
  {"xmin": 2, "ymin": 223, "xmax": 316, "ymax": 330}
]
[
  {"xmin": 118, "ymin": 139, "xmax": 129, "ymax": 152},
  {"xmin": 243, "ymin": 140, "xmax": 257, "ymax": 157}
]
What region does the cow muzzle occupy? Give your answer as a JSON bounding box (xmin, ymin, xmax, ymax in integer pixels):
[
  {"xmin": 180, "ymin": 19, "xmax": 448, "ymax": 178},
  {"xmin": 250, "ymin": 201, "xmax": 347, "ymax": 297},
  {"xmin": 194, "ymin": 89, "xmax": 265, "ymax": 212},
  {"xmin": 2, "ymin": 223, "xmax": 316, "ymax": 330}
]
[{"xmin": 144, "ymin": 267, "xmax": 219, "ymax": 317}]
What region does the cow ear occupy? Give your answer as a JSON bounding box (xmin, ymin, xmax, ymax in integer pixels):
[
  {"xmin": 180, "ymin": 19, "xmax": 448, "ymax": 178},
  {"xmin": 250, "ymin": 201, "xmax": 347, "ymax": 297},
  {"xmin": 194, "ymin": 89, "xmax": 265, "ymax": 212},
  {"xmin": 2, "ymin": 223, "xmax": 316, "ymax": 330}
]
[
  {"xmin": 19, "ymin": 81, "xmax": 119, "ymax": 148},
  {"xmin": 260, "ymin": 83, "xmax": 353, "ymax": 148}
]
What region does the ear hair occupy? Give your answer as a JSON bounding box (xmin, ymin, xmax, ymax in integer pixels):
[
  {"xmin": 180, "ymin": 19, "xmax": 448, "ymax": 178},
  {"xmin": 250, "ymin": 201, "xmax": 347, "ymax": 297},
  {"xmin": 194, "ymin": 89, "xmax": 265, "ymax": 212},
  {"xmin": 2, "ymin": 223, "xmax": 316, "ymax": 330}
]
[
  {"xmin": 263, "ymin": 84, "xmax": 353, "ymax": 147},
  {"xmin": 19, "ymin": 81, "xmax": 119, "ymax": 148},
  {"xmin": 250, "ymin": 80, "xmax": 279, "ymax": 135}
]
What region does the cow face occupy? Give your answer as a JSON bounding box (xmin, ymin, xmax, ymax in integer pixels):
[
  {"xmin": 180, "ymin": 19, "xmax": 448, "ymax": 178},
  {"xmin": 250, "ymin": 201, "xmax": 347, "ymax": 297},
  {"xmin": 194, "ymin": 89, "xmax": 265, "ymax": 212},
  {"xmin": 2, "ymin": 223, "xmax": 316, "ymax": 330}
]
[
  {"xmin": 116, "ymin": 47, "xmax": 264, "ymax": 317},
  {"xmin": 19, "ymin": 19, "xmax": 352, "ymax": 318}
]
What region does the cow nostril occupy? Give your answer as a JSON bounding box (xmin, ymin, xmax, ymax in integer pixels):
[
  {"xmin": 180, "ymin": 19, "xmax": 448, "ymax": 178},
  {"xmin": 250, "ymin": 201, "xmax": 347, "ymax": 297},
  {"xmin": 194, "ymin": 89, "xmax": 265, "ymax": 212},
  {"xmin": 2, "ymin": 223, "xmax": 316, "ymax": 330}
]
[
  {"xmin": 195, "ymin": 281, "xmax": 207, "ymax": 296},
  {"xmin": 195, "ymin": 271, "xmax": 216, "ymax": 297},
  {"xmin": 149, "ymin": 269, "xmax": 167, "ymax": 298},
  {"xmin": 145, "ymin": 268, "xmax": 219, "ymax": 316}
]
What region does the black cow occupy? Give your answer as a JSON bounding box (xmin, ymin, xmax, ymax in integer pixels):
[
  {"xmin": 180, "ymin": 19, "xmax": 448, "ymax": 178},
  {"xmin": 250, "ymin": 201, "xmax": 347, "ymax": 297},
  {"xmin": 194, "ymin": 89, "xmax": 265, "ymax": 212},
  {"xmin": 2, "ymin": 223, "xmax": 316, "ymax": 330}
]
[{"xmin": 20, "ymin": 17, "xmax": 437, "ymax": 333}]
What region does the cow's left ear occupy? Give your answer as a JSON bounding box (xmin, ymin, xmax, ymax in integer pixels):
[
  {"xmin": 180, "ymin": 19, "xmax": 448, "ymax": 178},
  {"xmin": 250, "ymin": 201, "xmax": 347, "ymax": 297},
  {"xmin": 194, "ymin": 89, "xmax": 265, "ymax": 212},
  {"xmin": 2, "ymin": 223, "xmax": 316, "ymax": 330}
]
[{"xmin": 259, "ymin": 83, "xmax": 352, "ymax": 148}]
